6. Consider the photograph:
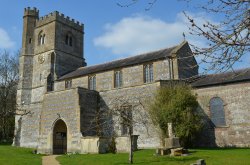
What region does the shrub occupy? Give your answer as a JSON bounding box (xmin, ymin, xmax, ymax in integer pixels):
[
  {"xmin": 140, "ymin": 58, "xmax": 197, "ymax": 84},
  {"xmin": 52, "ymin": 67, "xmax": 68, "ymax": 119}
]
[{"xmin": 149, "ymin": 83, "xmax": 203, "ymax": 147}]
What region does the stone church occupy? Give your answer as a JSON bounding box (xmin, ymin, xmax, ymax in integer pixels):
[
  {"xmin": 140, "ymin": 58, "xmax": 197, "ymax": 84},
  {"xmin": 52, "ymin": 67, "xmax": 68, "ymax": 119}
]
[{"xmin": 14, "ymin": 7, "xmax": 250, "ymax": 154}]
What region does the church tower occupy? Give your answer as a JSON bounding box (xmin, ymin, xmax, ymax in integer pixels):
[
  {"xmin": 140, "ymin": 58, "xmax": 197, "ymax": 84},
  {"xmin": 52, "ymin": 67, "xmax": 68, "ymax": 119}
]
[{"xmin": 15, "ymin": 7, "xmax": 86, "ymax": 147}]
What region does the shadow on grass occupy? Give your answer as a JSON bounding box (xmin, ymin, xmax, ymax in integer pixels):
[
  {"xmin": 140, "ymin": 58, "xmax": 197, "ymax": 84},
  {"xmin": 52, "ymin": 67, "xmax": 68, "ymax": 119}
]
[
  {"xmin": 113, "ymin": 156, "xmax": 202, "ymax": 165},
  {"xmin": 0, "ymin": 142, "xmax": 12, "ymax": 145},
  {"xmin": 188, "ymin": 150, "xmax": 197, "ymax": 154},
  {"xmin": 191, "ymin": 147, "xmax": 250, "ymax": 151}
]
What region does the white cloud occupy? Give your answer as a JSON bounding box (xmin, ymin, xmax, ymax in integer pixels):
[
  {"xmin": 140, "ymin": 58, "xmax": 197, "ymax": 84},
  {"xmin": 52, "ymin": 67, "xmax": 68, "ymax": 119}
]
[
  {"xmin": 94, "ymin": 12, "xmax": 213, "ymax": 57},
  {"xmin": 0, "ymin": 28, "xmax": 15, "ymax": 49}
]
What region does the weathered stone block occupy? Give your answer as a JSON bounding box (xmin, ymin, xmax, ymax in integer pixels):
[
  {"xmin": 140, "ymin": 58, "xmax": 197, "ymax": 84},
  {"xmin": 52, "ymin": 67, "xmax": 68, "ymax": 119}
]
[
  {"xmin": 115, "ymin": 135, "xmax": 139, "ymax": 153},
  {"xmin": 170, "ymin": 147, "xmax": 183, "ymax": 156},
  {"xmin": 165, "ymin": 137, "xmax": 181, "ymax": 148},
  {"xmin": 80, "ymin": 137, "xmax": 109, "ymax": 154}
]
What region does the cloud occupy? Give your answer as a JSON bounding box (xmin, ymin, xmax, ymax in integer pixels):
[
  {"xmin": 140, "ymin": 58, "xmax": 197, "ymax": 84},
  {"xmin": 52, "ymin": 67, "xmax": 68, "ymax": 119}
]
[
  {"xmin": 0, "ymin": 28, "xmax": 15, "ymax": 49},
  {"xmin": 93, "ymin": 12, "xmax": 213, "ymax": 57}
]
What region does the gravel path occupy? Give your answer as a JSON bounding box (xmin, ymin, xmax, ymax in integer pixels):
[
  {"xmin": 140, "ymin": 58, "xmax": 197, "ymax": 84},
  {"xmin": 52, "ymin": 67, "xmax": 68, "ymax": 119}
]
[{"xmin": 42, "ymin": 155, "xmax": 61, "ymax": 165}]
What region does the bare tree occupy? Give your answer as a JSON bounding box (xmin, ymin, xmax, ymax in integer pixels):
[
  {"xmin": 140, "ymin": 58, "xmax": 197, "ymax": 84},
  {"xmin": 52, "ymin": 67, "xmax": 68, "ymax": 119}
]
[
  {"xmin": 0, "ymin": 51, "xmax": 19, "ymax": 141},
  {"xmin": 117, "ymin": 0, "xmax": 158, "ymax": 11},
  {"xmin": 0, "ymin": 51, "xmax": 30, "ymax": 142},
  {"xmin": 92, "ymin": 97, "xmax": 151, "ymax": 164},
  {"xmin": 184, "ymin": 0, "xmax": 250, "ymax": 73},
  {"xmin": 116, "ymin": 0, "xmax": 250, "ymax": 73}
]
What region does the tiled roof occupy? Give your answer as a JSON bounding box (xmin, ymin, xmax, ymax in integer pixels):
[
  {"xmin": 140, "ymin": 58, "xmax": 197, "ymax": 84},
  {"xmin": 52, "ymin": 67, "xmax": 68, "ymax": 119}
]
[
  {"xmin": 58, "ymin": 44, "xmax": 181, "ymax": 80},
  {"xmin": 191, "ymin": 68, "xmax": 250, "ymax": 87}
]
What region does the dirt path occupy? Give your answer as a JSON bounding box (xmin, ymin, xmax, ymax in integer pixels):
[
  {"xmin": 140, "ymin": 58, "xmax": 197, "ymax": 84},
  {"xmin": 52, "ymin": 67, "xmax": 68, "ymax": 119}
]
[{"xmin": 42, "ymin": 155, "xmax": 61, "ymax": 165}]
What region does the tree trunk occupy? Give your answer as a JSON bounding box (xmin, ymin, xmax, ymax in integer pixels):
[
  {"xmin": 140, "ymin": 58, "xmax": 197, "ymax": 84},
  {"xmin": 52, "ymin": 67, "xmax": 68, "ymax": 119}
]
[{"xmin": 129, "ymin": 132, "xmax": 133, "ymax": 164}]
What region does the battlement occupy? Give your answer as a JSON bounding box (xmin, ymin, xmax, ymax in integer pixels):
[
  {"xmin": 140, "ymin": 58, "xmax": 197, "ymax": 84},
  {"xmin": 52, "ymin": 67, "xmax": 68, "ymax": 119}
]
[
  {"xmin": 24, "ymin": 7, "xmax": 39, "ymax": 17},
  {"xmin": 36, "ymin": 11, "xmax": 83, "ymax": 32}
]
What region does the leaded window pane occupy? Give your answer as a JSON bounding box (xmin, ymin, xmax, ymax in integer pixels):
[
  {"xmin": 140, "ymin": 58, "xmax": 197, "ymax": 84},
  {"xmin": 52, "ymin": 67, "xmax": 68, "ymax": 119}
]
[
  {"xmin": 114, "ymin": 71, "xmax": 122, "ymax": 88},
  {"xmin": 144, "ymin": 64, "xmax": 153, "ymax": 83},
  {"xmin": 210, "ymin": 97, "xmax": 226, "ymax": 127}
]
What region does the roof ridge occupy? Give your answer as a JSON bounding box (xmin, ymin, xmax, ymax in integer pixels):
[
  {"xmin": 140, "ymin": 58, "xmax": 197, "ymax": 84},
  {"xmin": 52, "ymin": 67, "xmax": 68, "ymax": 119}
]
[
  {"xmin": 192, "ymin": 68, "xmax": 250, "ymax": 87},
  {"xmin": 203, "ymin": 68, "xmax": 250, "ymax": 77},
  {"xmin": 76, "ymin": 44, "xmax": 178, "ymax": 71}
]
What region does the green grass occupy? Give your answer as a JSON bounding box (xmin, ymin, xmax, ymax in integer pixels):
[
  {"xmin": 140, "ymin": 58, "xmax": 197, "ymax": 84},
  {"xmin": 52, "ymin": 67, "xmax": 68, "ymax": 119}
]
[
  {"xmin": 0, "ymin": 144, "xmax": 250, "ymax": 165},
  {"xmin": 0, "ymin": 143, "xmax": 42, "ymax": 165},
  {"xmin": 57, "ymin": 148, "xmax": 250, "ymax": 165}
]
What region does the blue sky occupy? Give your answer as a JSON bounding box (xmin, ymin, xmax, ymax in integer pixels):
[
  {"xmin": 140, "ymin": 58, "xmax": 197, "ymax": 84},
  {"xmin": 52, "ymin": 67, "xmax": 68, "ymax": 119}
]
[{"xmin": 0, "ymin": 0, "xmax": 249, "ymax": 71}]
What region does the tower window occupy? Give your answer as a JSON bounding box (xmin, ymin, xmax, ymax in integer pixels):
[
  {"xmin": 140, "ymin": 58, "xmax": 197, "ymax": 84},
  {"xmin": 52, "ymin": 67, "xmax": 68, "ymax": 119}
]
[
  {"xmin": 38, "ymin": 31, "xmax": 46, "ymax": 45},
  {"xmin": 88, "ymin": 75, "xmax": 96, "ymax": 90},
  {"xmin": 29, "ymin": 38, "xmax": 32, "ymax": 44},
  {"xmin": 65, "ymin": 33, "xmax": 73, "ymax": 46},
  {"xmin": 144, "ymin": 63, "xmax": 153, "ymax": 83},
  {"xmin": 114, "ymin": 70, "xmax": 122, "ymax": 88}
]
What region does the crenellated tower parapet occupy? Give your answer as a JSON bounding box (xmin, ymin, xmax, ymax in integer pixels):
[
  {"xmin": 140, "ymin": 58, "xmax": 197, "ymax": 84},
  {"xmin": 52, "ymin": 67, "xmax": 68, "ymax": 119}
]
[
  {"xmin": 36, "ymin": 11, "xmax": 83, "ymax": 32},
  {"xmin": 24, "ymin": 7, "xmax": 39, "ymax": 17}
]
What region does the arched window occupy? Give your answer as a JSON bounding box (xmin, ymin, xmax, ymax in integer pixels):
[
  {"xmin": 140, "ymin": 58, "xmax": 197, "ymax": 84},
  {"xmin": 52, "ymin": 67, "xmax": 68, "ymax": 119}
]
[
  {"xmin": 65, "ymin": 33, "xmax": 73, "ymax": 46},
  {"xmin": 114, "ymin": 70, "xmax": 122, "ymax": 88},
  {"xmin": 209, "ymin": 97, "xmax": 226, "ymax": 127},
  {"xmin": 38, "ymin": 31, "xmax": 46, "ymax": 45},
  {"xmin": 144, "ymin": 63, "xmax": 153, "ymax": 83}
]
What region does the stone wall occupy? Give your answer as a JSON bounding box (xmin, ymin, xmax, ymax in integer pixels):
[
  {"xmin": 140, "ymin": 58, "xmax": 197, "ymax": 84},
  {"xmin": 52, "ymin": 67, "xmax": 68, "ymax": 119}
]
[
  {"xmin": 99, "ymin": 82, "xmax": 162, "ymax": 148},
  {"xmin": 37, "ymin": 87, "xmax": 99, "ymax": 154},
  {"xmin": 79, "ymin": 88, "xmax": 99, "ymax": 136},
  {"xmin": 38, "ymin": 88, "xmax": 81, "ymax": 154},
  {"xmin": 54, "ymin": 50, "xmax": 84, "ymax": 77},
  {"xmin": 80, "ymin": 137, "xmax": 109, "ymax": 154},
  {"xmin": 34, "ymin": 22, "xmax": 56, "ymax": 54},
  {"xmin": 54, "ymin": 59, "xmax": 171, "ymax": 92},
  {"xmin": 17, "ymin": 55, "xmax": 34, "ymax": 105},
  {"xmin": 15, "ymin": 103, "xmax": 42, "ymax": 148},
  {"xmin": 54, "ymin": 21, "xmax": 83, "ymax": 59},
  {"xmin": 194, "ymin": 82, "xmax": 250, "ymax": 147}
]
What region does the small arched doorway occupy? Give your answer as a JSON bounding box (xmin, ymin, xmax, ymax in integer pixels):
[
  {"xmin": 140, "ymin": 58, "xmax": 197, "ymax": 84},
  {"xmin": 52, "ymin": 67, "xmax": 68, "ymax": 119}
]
[{"xmin": 53, "ymin": 119, "xmax": 67, "ymax": 154}]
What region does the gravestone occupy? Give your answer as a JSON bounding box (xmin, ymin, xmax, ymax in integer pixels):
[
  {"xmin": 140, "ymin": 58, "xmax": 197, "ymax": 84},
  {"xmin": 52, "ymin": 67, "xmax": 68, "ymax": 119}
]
[
  {"xmin": 165, "ymin": 123, "xmax": 180, "ymax": 149},
  {"xmin": 156, "ymin": 123, "xmax": 183, "ymax": 156}
]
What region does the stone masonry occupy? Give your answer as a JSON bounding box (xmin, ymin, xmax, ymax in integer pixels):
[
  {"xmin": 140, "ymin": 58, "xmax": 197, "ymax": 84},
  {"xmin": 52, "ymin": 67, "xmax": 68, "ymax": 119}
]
[{"xmin": 14, "ymin": 7, "xmax": 250, "ymax": 154}]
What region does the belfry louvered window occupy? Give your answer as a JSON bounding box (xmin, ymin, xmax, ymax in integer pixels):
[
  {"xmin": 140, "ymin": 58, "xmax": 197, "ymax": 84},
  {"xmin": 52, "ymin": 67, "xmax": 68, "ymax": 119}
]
[
  {"xmin": 65, "ymin": 33, "xmax": 73, "ymax": 46},
  {"xmin": 144, "ymin": 64, "xmax": 153, "ymax": 83},
  {"xmin": 114, "ymin": 70, "xmax": 122, "ymax": 88}
]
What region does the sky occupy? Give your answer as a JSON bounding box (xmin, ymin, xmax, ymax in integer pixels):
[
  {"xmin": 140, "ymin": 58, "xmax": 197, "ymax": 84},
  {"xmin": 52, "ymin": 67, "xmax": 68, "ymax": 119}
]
[{"xmin": 0, "ymin": 0, "xmax": 249, "ymax": 72}]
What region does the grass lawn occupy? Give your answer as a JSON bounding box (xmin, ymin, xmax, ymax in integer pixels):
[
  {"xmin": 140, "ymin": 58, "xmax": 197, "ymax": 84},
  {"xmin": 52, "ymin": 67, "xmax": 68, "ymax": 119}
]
[
  {"xmin": 0, "ymin": 143, "xmax": 42, "ymax": 165},
  {"xmin": 0, "ymin": 144, "xmax": 250, "ymax": 165},
  {"xmin": 57, "ymin": 148, "xmax": 250, "ymax": 165}
]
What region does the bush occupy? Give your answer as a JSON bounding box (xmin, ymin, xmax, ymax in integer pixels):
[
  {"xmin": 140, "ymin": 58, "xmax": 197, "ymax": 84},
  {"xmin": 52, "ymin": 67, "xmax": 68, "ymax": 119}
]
[{"xmin": 149, "ymin": 83, "xmax": 203, "ymax": 147}]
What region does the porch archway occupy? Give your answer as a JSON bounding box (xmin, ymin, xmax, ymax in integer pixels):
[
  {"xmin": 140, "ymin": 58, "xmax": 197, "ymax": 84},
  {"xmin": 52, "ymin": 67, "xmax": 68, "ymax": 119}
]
[{"xmin": 53, "ymin": 119, "xmax": 67, "ymax": 154}]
